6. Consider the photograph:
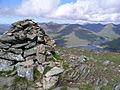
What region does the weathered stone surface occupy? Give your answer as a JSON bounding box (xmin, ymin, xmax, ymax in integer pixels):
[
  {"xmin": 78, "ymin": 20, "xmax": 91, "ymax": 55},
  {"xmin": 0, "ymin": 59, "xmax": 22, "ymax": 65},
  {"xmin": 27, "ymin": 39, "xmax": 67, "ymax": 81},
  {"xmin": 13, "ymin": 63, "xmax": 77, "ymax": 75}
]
[
  {"xmin": 14, "ymin": 31, "xmax": 27, "ymax": 40},
  {"xmin": 24, "ymin": 47, "xmax": 37, "ymax": 57},
  {"xmin": 53, "ymin": 87, "xmax": 79, "ymax": 90},
  {"xmin": 0, "ymin": 35, "xmax": 17, "ymax": 43},
  {"xmin": 0, "ymin": 77, "xmax": 15, "ymax": 87},
  {"xmin": 114, "ymin": 83, "xmax": 120, "ymax": 90},
  {"xmin": 36, "ymin": 53, "xmax": 46, "ymax": 63},
  {"xmin": 25, "ymin": 55, "xmax": 36, "ymax": 61},
  {"xmin": 37, "ymin": 65, "xmax": 44, "ymax": 74},
  {"xmin": 0, "ymin": 52, "xmax": 24, "ymax": 61},
  {"xmin": 42, "ymin": 76, "xmax": 58, "ymax": 90},
  {"xmin": 0, "ymin": 42, "xmax": 11, "ymax": 49},
  {"xmin": 42, "ymin": 61, "xmax": 56, "ymax": 67},
  {"xmin": 27, "ymin": 34, "xmax": 37, "ymax": 40},
  {"xmin": 8, "ymin": 48, "xmax": 23, "ymax": 54},
  {"xmin": 36, "ymin": 45, "xmax": 46, "ymax": 63},
  {"xmin": 102, "ymin": 60, "xmax": 110, "ymax": 66},
  {"xmin": 37, "ymin": 44, "xmax": 46, "ymax": 54},
  {"xmin": 16, "ymin": 60, "xmax": 34, "ymax": 67},
  {"xmin": 45, "ymin": 45, "xmax": 55, "ymax": 52},
  {"xmin": 36, "ymin": 82, "xmax": 42, "ymax": 87},
  {"xmin": 12, "ymin": 42, "xmax": 29, "ymax": 48},
  {"xmin": 79, "ymin": 55, "xmax": 88, "ymax": 62},
  {"xmin": 17, "ymin": 66, "xmax": 33, "ymax": 80},
  {"xmin": 25, "ymin": 42, "xmax": 36, "ymax": 49},
  {"xmin": 45, "ymin": 67, "xmax": 64, "ymax": 77},
  {"xmin": 0, "ymin": 59, "xmax": 14, "ymax": 71},
  {"xmin": 0, "ymin": 65, "xmax": 14, "ymax": 72}
]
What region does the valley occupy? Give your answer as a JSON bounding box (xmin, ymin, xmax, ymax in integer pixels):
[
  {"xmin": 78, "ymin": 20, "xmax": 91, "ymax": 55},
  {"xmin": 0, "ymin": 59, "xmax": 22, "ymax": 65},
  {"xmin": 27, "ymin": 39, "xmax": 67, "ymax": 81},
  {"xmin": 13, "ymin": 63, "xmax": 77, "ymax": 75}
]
[{"xmin": 0, "ymin": 23, "xmax": 120, "ymax": 52}]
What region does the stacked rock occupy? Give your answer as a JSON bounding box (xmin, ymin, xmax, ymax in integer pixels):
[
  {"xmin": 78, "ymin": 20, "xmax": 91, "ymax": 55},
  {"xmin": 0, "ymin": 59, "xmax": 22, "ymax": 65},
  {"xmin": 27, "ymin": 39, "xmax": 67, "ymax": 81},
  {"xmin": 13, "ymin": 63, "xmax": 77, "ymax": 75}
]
[{"xmin": 0, "ymin": 19, "xmax": 64, "ymax": 90}]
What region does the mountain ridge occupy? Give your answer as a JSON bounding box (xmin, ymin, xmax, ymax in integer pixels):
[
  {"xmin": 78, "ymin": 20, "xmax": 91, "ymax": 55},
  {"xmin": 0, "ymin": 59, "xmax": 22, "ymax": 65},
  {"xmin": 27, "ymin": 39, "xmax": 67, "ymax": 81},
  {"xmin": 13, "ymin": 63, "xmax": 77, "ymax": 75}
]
[{"xmin": 0, "ymin": 23, "xmax": 120, "ymax": 51}]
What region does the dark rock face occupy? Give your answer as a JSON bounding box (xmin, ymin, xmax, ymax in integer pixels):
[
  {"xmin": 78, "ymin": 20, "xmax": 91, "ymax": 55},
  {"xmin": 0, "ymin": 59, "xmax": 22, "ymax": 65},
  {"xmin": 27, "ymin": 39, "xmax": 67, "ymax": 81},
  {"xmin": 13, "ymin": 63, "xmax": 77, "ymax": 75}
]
[{"xmin": 0, "ymin": 19, "xmax": 64, "ymax": 90}]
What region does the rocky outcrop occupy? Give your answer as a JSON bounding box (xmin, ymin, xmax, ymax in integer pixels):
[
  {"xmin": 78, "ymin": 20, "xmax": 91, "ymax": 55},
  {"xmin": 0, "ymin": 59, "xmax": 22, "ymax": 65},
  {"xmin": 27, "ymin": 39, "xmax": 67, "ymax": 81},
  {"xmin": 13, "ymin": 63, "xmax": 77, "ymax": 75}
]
[{"xmin": 0, "ymin": 19, "xmax": 64, "ymax": 90}]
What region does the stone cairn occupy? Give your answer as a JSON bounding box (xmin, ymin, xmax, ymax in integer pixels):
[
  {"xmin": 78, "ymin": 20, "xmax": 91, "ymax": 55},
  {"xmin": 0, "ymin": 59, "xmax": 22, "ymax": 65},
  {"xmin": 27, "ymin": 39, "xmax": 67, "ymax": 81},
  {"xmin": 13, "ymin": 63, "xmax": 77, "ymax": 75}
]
[{"xmin": 0, "ymin": 19, "xmax": 64, "ymax": 89}]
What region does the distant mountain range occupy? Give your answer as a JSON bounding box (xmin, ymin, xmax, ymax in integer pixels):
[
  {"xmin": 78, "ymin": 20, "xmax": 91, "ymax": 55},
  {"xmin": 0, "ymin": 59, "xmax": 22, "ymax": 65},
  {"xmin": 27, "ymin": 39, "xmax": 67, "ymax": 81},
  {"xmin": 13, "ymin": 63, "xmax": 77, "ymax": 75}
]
[{"xmin": 0, "ymin": 23, "xmax": 120, "ymax": 52}]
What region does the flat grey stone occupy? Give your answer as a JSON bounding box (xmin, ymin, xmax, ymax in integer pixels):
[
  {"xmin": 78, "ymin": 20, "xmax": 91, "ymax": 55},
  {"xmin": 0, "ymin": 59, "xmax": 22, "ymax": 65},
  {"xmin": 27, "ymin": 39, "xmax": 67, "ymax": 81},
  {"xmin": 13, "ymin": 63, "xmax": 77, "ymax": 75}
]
[
  {"xmin": 12, "ymin": 42, "xmax": 29, "ymax": 48},
  {"xmin": 114, "ymin": 83, "xmax": 120, "ymax": 90},
  {"xmin": 21, "ymin": 21, "xmax": 30, "ymax": 26},
  {"xmin": 0, "ymin": 52, "xmax": 24, "ymax": 61},
  {"xmin": 25, "ymin": 55, "xmax": 36, "ymax": 61},
  {"xmin": 45, "ymin": 45, "xmax": 55, "ymax": 52},
  {"xmin": 43, "ymin": 76, "xmax": 58, "ymax": 90},
  {"xmin": 0, "ymin": 59, "xmax": 14, "ymax": 71},
  {"xmin": 27, "ymin": 34, "xmax": 37, "ymax": 40},
  {"xmin": 17, "ymin": 66, "xmax": 34, "ymax": 80},
  {"xmin": 0, "ymin": 77, "xmax": 15, "ymax": 87},
  {"xmin": 0, "ymin": 42, "xmax": 11, "ymax": 49},
  {"xmin": 53, "ymin": 87, "xmax": 79, "ymax": 90},
  {"xmin": 0, "ymin": 35, "xmax": 17, "ymax": 43},
  {"xmin": 37, "ymin": 44, "xmax": 46, "ymax": 54},
  {"xmin": 8, "ymin": 48, "xmax": 23, "ymax": 54},
  {"xmin": 36, "ymin": 53, "xmax": 46, "ymax": 63},
  {"xmin": 25, "ymin": 42, "xmax": 36, "ymax": 49},
  {"xmin": 37, "ymin": 65, "xmax": 44, "ymax": 74},
  {"xmin": 45, "ymin": 67, "xmax": 64, "ymax": 77},
  {"xmin": 16, "ymin": 60, "xmax": 34, "ymax": 67},
  {"xmin": 24, "ymin": 47, "xmax": 37, "ymax": 57}
]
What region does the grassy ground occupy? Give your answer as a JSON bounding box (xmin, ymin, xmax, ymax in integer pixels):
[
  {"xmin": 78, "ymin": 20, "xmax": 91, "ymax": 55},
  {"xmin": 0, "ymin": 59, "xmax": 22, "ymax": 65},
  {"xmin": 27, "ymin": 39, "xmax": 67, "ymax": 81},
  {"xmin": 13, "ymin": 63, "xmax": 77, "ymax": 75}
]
[{"xmin": 56, "ymin": 46, "xmax": 120, "ymax": 90}]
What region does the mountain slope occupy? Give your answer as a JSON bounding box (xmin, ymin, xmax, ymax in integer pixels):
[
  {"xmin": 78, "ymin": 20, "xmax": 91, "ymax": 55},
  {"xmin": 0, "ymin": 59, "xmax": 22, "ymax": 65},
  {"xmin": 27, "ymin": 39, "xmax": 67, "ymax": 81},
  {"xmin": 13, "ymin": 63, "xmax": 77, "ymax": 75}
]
[
  {"xmin": 81, "ymin": 23, "xmax": 105, "ymax": 32},
  {"xmin": 98, "ymin": 24, "xmax": 120, "ymax": 40},
  {"xmin": 63, "ymin": 31, "xmax": 90, "ymax": 46},
  {"xmin": 40, "ymin": 23, "xmax": 105, "ymax": 46},
  {"xmin": 0, "ymin": 23, "xmax": 120, "ymax": 48},
  {"xmin": 101, "ymin": 38, "xmax": 120, "ymax": 52}
]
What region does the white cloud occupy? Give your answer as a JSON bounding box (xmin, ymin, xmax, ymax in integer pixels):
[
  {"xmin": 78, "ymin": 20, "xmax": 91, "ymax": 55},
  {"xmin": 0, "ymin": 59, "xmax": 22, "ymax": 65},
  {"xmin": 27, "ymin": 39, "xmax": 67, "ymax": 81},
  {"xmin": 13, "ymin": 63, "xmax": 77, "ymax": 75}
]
[
  {"xmin": 15, "ymin": 0, "xmax": 60, "ymax": 16},
  {"xmin": 51, "ymin": 0, "xmax": 120, "ymax": 22},
  {"xmin": 0, "ymin": 0, "xmax": 120, "ymax": 23}
]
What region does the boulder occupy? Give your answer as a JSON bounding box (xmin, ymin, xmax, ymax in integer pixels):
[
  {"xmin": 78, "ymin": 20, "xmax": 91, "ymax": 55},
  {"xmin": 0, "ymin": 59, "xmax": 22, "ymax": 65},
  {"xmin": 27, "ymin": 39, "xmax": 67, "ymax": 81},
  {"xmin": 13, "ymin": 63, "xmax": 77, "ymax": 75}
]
[
  {"xmin": 0, "ymin": 35, "xmax": 17, "ymax": 43},
  {"xmin": 8, "ymin": 48, "xmax": 23, "ymax": 54},
  {"xmin": 45, "ymin": 67, "xmax": 64, "ymax": 77},
  {"xmin": 0, "ymin": 52, "xmax": 24, "ymax": 61},
  {"xmin": 114, "ymin": 83, "xmax": 120, "ymax": 90},
  {"xmin": 37, "ymin": 65, "xmax": 44, "ymax": 74},
  {"xmin": 0, "ymin": 42, "xmax": 11, "ymax": 49},
  {"xmin": 24, "ymin": 47, "xmax": 37, "ymax": 57},
  {"xmin": 42, "ymin": 76, "xmax": 58, "ymax": 90},
  {"xmin": 36, "ymin": 54, "xmax": 46, "ymax": 63},
  {"xmin": 16, "ymin": 66, "xmax": 33, "ymax": 80},
  {"xmin": 0, "ymin": 59, "xmax": 14, "ymax": 71},
  {"xmin": 12, "ymin": 42, "xmax": 29, "ymax": 48},
  {"xmin": 25, "ymin": 42, "xmax": 36, "ymax": 49},
  {"xmin": 0, "ymin": 77, "xmax": 15, "ymax": 87},
  {"xmin": 16, "ymin": 60, "xmax": 34, "ymax": 67}
]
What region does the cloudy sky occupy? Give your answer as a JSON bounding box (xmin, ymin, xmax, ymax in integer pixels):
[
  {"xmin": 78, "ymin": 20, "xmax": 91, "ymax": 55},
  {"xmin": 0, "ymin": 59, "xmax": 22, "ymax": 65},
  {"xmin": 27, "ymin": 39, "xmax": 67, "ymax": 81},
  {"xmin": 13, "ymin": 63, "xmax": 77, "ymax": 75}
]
[{"xmin": 0, "ymin": 0, "xmax": 120, "ymax": 24}]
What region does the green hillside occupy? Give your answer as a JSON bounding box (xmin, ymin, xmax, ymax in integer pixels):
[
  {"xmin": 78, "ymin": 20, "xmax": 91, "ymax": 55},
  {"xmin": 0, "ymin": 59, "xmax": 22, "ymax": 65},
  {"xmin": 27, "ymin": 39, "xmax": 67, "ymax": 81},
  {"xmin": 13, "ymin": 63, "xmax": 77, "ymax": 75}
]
[
  {"xmin": 40, "ymin": 24, "xmax": 105, "ymax": 46},
  {"xmin": 98, "ymin": 24, "xmax": 120, "ymax": 40},
  {"xmin": 101, "ymin": 38, "xmax": 120, "ymax": 52}
]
